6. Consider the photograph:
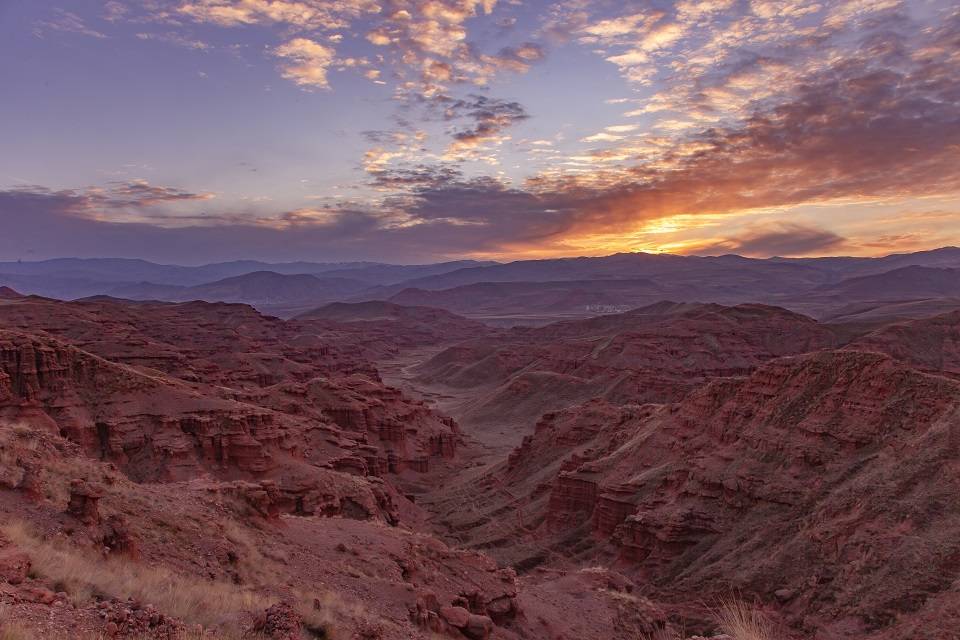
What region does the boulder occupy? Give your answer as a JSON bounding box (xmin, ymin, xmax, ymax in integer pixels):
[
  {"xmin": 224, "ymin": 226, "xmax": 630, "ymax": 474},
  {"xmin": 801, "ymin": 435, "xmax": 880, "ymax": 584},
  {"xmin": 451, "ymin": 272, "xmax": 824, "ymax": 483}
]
[
  {"xmin": 439, "ymin": 605, "xmax": 471, "ymax": 629},
  {"xmin": 463, "ymin": 614, "xmax": 494, "ymax": 640}
]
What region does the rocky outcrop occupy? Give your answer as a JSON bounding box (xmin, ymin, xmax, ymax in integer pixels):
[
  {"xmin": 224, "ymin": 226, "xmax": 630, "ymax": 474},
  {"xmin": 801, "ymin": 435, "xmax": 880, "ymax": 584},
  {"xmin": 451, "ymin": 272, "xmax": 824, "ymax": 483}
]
[
  {"xmin": 66, "ymin": 479, "xmax": 103, "ymax": 525},
  {"xmin": 592, "ymin": 486, "xmax": 638, "ymax": 537},
  {"xmin": 408, "ymin": 558, "xmax": 520, "ymax": 640},
  {"xmin": 547, "ymin": 473, "xmax": 597, "ymax": 530},
  {"xmin": 215, "ymin": 470, "xmax": 402, "ymax": 525},
  {"xmin": 0, "ymin": 296, "xmax": 461, "ymax": 486}
]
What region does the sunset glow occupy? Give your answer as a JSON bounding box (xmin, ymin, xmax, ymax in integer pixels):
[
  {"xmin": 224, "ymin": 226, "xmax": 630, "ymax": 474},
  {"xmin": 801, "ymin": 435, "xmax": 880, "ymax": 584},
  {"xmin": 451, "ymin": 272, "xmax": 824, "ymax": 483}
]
[{"xmin": 2, "ymin": 0, "xmax": 959, "ymax": 263}]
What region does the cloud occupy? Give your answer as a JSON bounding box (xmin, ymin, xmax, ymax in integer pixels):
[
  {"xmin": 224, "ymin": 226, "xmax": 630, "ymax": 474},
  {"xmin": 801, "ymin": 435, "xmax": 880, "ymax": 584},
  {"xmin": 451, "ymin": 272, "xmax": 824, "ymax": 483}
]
[
  {"xmin": 369, "ymin": 164, "xmax": 464, "ymax": 189},
  {"xmin": 103, "ymin": 1, "xmax": 130, "ymax": 22},
  {"xmin": 1, "ymin": 182, "xmax": 215, "ymax": 226},
  {"xmin": 444, "ymin": 94, "xmax": 529, "ymax": 150},
  {"xmin": 96, "ymin": 180, "xmax": 216, "ymax": 208},
  {"xmin": 273, "ymin": 38, "xmax": 336, "ymax": 89},
  {"xmin": 176, "ymin": 0, "xmax": 379, "ymax": 30},
  {"xmin": 692, "ymin": 223, "xmax": 848, "ymax": 256},
  {"xmin": 136, "ymin": 32, "xmax": 211, "ymax": 50},
  {"xmin": 34, "ymin": 9, "xmax": 107, "ymax": 39},
  {"xmin": 581, "ymin": 132, "xmax": 624, "ymax": 143},
  {"xmin": 12, "ymin": 0, "xmax": 960, "ymax": 262},
  {"xmin": 362, "ymin": 1, "xmax": 543, "ymax": 96},
  {"xmin": 582, "ymin": 12, "xmax": 648, "ymax": 39},
  {"xmin": 367, "ymin": 11, "xmax": 960, "ymax": 256},
  {"xmin": 0, "ymin": 187, "xmax": 383, "ymax": 263},
  {"xmin": 0, "ymin": 183, "xmax": 544, "ymax": 263},
  {"xmin": 509, "ymin": 8, "xmax": 960, "ymax": 237},
  {"xmin": 137, "ymin": 0, "xmax": 542, "ymax": 98}
]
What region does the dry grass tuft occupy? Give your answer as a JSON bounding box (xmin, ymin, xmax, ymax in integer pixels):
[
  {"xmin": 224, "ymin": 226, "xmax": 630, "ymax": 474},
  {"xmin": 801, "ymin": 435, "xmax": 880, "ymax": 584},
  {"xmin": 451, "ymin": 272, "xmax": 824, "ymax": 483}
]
[
  {"xmin": 713, "ymin": 598, "xmax": 777, "ymax": 640},
  {"xmin": 635, "ymin": 630, "xmax": 685, "ymax": 640}
]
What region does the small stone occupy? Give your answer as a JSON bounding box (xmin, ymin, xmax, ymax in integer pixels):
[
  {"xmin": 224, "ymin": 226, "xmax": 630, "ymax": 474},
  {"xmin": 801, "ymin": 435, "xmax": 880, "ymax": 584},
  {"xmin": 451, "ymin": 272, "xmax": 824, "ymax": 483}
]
[{"xmin": 774, "ymin": 588, "xmax": 796, "ymax": 602}]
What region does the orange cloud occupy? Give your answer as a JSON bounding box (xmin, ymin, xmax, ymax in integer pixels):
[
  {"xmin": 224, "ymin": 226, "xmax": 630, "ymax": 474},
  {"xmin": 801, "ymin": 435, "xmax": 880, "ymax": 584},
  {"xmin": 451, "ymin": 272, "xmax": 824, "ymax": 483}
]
[{"xmin": 273, "ymin": 38, "xmax": 336, "ymax": 89}]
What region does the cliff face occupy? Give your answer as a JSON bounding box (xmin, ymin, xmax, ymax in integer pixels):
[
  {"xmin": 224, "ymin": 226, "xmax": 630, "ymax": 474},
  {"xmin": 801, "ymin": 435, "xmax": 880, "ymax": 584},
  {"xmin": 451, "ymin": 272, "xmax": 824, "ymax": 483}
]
[
  {"xmin": 496, "ymin": 349, "xmax": 960, "ymax": 638},
  {"xmin": 0, "ymin": 297, "xmax": 461, "ymax": 493}
]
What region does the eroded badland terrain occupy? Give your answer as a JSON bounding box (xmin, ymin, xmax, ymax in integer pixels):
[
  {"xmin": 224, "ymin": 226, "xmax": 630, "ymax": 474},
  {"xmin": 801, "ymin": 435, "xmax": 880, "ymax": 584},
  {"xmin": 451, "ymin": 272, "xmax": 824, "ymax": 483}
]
[{"xmin": 2, "ymin": 250, "xmax": 960, "ymax": 640}]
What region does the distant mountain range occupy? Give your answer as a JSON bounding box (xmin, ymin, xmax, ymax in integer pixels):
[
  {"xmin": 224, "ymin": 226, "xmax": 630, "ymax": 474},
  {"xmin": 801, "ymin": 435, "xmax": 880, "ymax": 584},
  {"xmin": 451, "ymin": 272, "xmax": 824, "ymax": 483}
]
[
  {"xmin": 0, "ymin": 258, "xmax": 495, "ymax": 312},
  {"xmin": 2, "ymin": 248, "xmax": 959, "ymax": 322}
]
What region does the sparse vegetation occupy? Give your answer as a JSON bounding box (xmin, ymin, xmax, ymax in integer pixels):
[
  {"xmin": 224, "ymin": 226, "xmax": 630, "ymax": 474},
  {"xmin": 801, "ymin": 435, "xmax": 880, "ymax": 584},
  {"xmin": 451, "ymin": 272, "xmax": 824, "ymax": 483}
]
[
  {"xmin": 0, "ymin": 519, "xmax": 371, "ymax": 639},
  {"xmin": 3, "ymin": 520, "xmax": 267, "ymax": 634},
  {"xmin": 0, "ymin": 624, "xmax": 232, "ymax": 640},
  {"xmin": 0, "ymin": 623, "xmax": 34, "ymax": 640},
  {"xmin": 712, "ymin": 598, "xmax": 777, "ymax": 640},
  {"xmin": 0, "ymin": 606, "xmax": 39, "ymax": 640}
]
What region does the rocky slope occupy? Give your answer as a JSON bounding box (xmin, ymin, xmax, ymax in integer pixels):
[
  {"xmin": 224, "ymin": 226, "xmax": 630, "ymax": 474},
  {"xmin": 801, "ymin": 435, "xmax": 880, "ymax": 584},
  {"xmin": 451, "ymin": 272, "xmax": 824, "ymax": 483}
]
[
  {"xmin": 0, "ymin": 293, "xmax": 694, "ymax": 640},
  {"xmin": 412, "ymin": 303, "xmax": 839, "ymax": 447},
  {"xmin": 846, "ymin": 309, "xmax": 960, "ymax": 379},
  {"xmin": 4, "ymin": 292, "xmax": 960, "ymax": 639},
  {"xmin": 0, "ymin": 415, "xmax": 676, "ymax": 640},
  {"xmin": 429, "ymin": 346, "xmax": 960, "ymax": 639}
]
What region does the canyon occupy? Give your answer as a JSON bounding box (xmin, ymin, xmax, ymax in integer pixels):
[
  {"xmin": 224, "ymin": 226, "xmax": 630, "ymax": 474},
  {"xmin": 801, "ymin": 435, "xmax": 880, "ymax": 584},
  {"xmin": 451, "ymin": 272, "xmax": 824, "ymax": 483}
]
[{"xmin": 1, "ymin": 249, "xmax": 960, "ymax": 639}]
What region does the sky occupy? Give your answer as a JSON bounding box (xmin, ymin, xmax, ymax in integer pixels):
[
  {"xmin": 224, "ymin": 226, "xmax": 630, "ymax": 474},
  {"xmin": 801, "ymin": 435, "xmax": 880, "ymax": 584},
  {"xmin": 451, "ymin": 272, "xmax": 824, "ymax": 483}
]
[{"xmin": 1, "ymin": 0, "xmax": 958, "ymax": 264}]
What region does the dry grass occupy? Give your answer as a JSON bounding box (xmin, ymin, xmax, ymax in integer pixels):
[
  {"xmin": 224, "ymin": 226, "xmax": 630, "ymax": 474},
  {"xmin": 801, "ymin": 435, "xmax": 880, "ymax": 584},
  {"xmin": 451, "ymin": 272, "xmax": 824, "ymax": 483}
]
[
  {"xmin": 713, "ymin": 598, "xmax": 778, "ymax": 640},
  {"xmin": 633, "ymin": 598, "xmax": 779, "ymax": 640},
  {"xmin": 2, "ymin": 521, "xmax": 268, "ymax": 635},
  {"xmin": 0, "ymin": 606, "xmax": 38, "ymax": 640},
  {"xmin": 0, "ymin": 628, "xmax": 217, "ymax": 640},
  {"xmin": 0, "ymin": 624, "xmax": 34, "ymax": 640},
  {"xmin": 0, "ymin": 422, "xmax": 369, "ymax": 639},
  {"xmin": 2, "ymin": 519, "xmax": 369, "ymax": 639}
]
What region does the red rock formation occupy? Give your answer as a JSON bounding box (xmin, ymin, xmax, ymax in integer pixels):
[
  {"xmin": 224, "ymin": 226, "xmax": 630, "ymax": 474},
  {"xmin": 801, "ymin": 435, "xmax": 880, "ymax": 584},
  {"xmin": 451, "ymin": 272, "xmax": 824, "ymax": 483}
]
[
  {"xmin": 0, "ymin": 296, "xmax": 460, "ymax": 487},
  {"xmin": 66, "ymin": 479, "xmax": 102, "ymax": 524},
  {"xmin": 8, "ymin": 290, "xmax": 960, "ymax": 639},
  {"xmin": 546, "ymin": 472, "xmax": 598, "ymax": 530},
  {"xmin": 847, "ymin": 309, "xmax": 960, "ymax": 378},
  {"xmin": 479, "ymin": 349, "xmax": 960, "ymax": 638},
  {"xmin": 414, "ymin": 303, "xmax": 839, "ymax": 442}
]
